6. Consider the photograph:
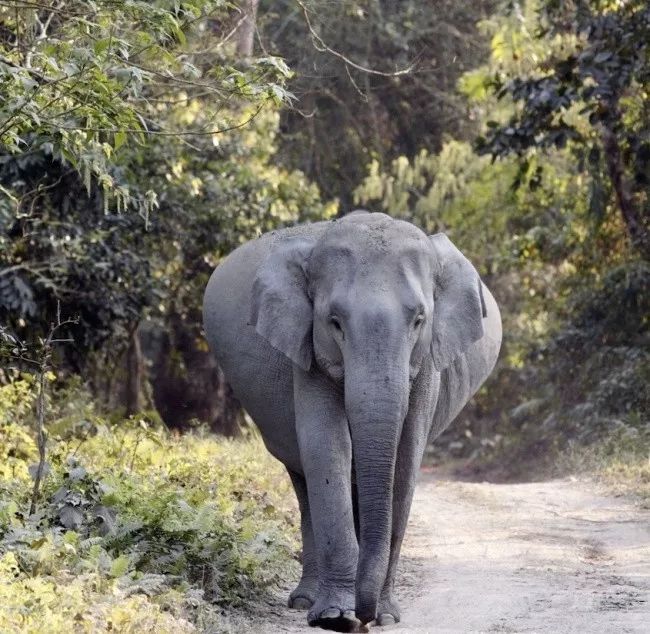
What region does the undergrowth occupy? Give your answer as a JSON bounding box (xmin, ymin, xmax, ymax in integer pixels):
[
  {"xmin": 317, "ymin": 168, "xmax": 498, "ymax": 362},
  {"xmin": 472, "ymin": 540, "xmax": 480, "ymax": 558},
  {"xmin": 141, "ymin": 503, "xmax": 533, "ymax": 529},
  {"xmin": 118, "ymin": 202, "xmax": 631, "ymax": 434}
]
[
  {"xmin": 0, "ymin": 378, "xmax": 298, "ymax": 633},
  {"xmin": 557, "ymin": 433, "xmax": 650, "ymax": 508},
  {"xmin": 432, "ymin": 259, "xmax": 650, "ymax": 498}
]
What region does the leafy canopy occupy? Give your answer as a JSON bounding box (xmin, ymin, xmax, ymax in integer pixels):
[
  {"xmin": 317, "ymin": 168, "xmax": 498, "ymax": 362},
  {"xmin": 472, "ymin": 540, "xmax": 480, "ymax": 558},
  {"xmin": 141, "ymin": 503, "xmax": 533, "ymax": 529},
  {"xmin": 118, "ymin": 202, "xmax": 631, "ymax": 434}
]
[
  {"xmin": 0, "ymin": 0, "xmax": 293, "ymax": 213},
  {"xmin": 475, "ymin": 0, "xmax": 650, "ymax": 256}
]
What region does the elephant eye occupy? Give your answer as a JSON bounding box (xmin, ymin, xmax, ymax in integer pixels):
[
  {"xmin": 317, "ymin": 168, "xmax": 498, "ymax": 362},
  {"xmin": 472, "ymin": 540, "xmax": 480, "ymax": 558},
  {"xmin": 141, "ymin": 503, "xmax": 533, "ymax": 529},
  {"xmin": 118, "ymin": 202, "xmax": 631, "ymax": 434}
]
[
  {"xmin": 413, "ymin": 313, "xmax": 425, "ymax": 328},
  {"xmin": 329, "ymin": 315, "xmax": 343, "ymax": 335}
]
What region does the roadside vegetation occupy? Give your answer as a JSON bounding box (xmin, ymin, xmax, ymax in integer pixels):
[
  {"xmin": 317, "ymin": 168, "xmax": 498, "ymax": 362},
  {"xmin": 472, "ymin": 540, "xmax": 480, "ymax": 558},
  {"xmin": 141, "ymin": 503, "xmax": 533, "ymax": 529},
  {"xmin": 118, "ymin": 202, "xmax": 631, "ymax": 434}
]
[{"xmin": 0, "ymin": 379, "xmax": 298, "ymax": 633}]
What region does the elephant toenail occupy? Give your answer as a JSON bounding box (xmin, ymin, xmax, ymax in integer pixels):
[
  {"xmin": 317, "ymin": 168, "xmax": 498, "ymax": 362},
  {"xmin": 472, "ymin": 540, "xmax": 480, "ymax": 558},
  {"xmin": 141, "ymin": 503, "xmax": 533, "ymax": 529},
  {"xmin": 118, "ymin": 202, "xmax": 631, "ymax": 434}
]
[
  {"xmin": 376, "ymin": 613, "xmax": 396, "ymax": 626},
  {"xmin": 321, "ymin": 607, "xmax": 341, "ymax": 619},
  {"xmin": 289, "ymin": 596, "xmax": 313, "ymax": 610}
]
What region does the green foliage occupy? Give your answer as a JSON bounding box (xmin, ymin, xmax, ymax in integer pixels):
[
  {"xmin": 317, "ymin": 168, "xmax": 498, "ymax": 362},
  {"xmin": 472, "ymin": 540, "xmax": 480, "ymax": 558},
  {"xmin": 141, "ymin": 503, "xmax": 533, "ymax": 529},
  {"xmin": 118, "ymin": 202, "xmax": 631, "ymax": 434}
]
[
  {"xmin": 0, "ymin": 1, "xmax": 292, "ymax": 206},
  {"xmin": 562, "ymin": 440, "xmax": 650, "ymax": 508},
  {"xmin": 0, "ymin": 0, "xmax": 341, "ymax": 433},
  {"xmin": 512, "ymin": 262, "xmax": 647, "ymax": 451},
  {"xmin": 354, "ymin": 140, "xmax": 591, "ymax": 270},
  {"xmin": 0, "ymin": 375, "xmax": 36, "ymax": 426},
  {"xmin": 0, "ymin": 382, "xmax": 298, "ymax": 632},
  {"xmin": 0, "ymin": 0, "xmax": 326, "ymax": 380},
  {"xmin": 261, "ymin": 0, "xmax": 495, "ymax": 204},
  {"xmin": 474, "ymin": 0, "xmax": 650, "ymax": 256}
]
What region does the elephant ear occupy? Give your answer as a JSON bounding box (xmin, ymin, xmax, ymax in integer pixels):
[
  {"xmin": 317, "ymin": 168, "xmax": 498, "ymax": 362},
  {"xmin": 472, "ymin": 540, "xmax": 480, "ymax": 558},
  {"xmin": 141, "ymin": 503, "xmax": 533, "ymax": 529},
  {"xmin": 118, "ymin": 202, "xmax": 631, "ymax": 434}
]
[
  {"xmin": 429, "ymin": 233, "xmax": 485, "ymax": 371},
  {"xmin": 250, "ymin": 237, "xmax": 315, "ymax": 372}
]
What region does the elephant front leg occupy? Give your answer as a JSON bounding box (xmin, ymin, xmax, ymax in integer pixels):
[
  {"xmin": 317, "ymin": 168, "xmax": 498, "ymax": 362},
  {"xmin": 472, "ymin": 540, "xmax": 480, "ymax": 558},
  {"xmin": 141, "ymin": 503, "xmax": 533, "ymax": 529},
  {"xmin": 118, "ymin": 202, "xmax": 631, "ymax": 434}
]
[
  {"xmin": 286, "ymin": 469, "xmax": 318, "ymax": 609},
  {"xmin": 294, "ymin": 367, "xmax": 360, "ymax": 632},
  {"xmin": 377, "ymin": 364, "xmax": 438, "ymax": 626}
]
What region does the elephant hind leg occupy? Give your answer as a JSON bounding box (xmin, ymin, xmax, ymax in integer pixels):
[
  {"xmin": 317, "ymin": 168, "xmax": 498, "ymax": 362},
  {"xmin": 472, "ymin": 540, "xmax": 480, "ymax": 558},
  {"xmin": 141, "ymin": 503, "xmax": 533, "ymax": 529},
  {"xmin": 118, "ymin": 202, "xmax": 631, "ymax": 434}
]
[{"xmin": 287, "ymin": 469, "xmax": 318, "ymax": 609}]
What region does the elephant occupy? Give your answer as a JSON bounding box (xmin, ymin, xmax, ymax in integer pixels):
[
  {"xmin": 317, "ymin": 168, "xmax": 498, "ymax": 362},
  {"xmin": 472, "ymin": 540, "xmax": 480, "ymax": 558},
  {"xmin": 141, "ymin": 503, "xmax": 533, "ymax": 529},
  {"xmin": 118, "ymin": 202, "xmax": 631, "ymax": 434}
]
[{"xmin": 202, "ymin": 211, "xmax": 501, "ymax": 631}]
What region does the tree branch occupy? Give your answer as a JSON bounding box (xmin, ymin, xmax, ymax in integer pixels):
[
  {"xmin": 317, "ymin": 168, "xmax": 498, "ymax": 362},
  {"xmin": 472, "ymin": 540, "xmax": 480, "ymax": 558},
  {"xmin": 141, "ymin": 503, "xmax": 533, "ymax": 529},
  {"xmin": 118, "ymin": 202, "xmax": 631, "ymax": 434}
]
[{"xmin": 295, "ymin": 0, "xmax": 414, "ymax": 77}]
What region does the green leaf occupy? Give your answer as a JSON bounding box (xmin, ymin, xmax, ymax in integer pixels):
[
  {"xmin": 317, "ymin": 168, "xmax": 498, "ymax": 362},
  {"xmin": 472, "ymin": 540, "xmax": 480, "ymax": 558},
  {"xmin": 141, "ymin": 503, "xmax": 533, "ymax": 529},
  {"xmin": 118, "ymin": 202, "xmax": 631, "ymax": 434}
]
[
  {"xmin": 109, "ymin": 554, "xmax": 130, "ymax": 578},
  {"xmin": 114, "ymin": 130, "xmax": 127, "ymax": 150},
  {"xmin": 94, "ymin": 38, "xmax": 112, "ymax": 56}
]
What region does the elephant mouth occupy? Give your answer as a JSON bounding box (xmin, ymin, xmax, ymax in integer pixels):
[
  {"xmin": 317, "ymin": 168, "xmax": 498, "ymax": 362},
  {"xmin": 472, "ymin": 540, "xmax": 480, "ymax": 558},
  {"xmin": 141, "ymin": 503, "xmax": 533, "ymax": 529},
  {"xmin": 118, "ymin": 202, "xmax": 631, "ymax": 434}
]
[{"xmin": 314, "ymin": 351, "xmax": 345, "ymax": 385}]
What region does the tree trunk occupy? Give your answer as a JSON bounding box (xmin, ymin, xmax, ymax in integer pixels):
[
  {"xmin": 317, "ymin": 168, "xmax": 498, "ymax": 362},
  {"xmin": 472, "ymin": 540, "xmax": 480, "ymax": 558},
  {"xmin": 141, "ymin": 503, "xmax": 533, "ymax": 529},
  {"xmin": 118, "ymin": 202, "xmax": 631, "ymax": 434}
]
[
  {"xmin": 125, "ymin": 324, "xmax": 143, "ymax": 416},
  {"xmin": 236, "ymin": 0, "xmax": 259, "ymax": 57},
  {"xmin": 601, "ymin": 117, "xmax": 650, "ymax": 259},
  {"xmin": 214, "ymin": 366, "xmax": 242, "ymax": 437}
]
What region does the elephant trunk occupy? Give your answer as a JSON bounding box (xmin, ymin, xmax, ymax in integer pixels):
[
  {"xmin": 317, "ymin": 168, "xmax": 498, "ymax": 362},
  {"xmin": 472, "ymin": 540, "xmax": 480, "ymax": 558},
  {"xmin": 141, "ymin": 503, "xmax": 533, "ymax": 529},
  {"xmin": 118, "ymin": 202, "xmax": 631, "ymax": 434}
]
[{"xmin": 345, "ymin": 349, "xmax": 409, "ymax": 625}]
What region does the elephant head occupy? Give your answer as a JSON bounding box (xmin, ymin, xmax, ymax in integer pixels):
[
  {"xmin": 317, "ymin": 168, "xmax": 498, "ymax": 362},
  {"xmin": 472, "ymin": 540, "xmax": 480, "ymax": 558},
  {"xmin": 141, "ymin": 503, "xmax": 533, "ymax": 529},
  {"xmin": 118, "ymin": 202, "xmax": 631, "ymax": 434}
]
[{"xmin": 250, "ymin": 211, "xmax": 484, "ymax": 622}]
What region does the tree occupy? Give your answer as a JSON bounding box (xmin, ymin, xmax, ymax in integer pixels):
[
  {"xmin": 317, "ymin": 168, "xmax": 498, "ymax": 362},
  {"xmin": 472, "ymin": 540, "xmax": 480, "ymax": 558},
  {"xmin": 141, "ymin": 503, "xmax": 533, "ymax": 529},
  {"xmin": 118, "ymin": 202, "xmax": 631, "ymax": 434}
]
[
  {"xmin": 237, "ymin": 0, "xmax": 260, "ymax": 57},
  {"xmin": 476, "ymin": 0, "xmax": 650, "ymax": 258},
  {"xmin": 259, "ymin": 0, "xmax": 496, "ymax": 206},
  {"xmin": 0, "ymin": 1, "xmax": 331, "ymax": 433}
]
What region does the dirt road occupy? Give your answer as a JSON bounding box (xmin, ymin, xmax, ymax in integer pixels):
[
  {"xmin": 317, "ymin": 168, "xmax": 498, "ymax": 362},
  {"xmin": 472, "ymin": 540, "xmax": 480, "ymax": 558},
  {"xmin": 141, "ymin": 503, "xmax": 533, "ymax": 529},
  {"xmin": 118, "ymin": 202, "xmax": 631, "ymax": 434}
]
[{"xmin": 252, "ymin": 475, "xmax": 650, "ymax": 633}]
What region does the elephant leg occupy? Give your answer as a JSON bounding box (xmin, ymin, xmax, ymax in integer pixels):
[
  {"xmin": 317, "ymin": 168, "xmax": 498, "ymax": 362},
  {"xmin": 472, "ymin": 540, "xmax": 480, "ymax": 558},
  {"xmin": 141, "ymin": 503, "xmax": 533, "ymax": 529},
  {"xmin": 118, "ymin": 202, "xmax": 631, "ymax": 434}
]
[
  {"xmin": 351, "ymin": 466, "xmax": 360, "ymax": 541},
  {"xmin": 377, "ymin": 364, "xmax": 438, "ymax": 626},
  {"xmin": 287, "ymin": 469, "xmax": 318, "ymax": 609},
  {"xmin": 293, "ymin": 367, "xmax": 359, "ymax": 632}
]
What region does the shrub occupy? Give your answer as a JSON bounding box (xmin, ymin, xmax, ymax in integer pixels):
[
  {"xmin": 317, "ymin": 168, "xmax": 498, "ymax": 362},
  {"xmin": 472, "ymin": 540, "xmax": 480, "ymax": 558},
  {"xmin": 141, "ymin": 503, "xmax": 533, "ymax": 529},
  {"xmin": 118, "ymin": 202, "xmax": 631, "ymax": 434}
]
[{"xmin": 0, "ymin": 383, "xmax": 299, "ymax": 632}]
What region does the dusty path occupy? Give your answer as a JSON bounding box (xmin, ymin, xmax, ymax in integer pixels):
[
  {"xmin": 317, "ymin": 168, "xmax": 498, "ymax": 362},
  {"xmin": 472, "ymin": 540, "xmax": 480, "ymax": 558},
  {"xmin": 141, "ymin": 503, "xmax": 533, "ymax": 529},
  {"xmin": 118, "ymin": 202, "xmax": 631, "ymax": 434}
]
[{"xmin": 250, "ymin": 475, "xmax": 650, "ymax": 633}]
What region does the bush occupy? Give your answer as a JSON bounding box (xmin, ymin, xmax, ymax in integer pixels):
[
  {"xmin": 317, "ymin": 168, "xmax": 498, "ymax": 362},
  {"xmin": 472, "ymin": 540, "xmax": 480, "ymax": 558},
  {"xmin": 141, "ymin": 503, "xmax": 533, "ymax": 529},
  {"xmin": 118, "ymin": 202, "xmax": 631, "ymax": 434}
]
[{"xmin": 0, "ymin": 383, "xmax": 299, "ymax": 633}]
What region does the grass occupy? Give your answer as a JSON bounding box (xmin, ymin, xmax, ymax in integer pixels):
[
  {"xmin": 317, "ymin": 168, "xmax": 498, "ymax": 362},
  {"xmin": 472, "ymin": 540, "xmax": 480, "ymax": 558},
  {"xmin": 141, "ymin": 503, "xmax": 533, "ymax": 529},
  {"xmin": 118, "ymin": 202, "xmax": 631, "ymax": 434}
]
[
  {"xmin": 557, "ymin": 437, "xmax": 650, "ymax": 508},
  {"xmin": 0, "ymin": 378, "xmax": 299, "ymax": 633},
  {"xmin": 599, "ymin": 456, "xmax": 650, "ymax": 506}
]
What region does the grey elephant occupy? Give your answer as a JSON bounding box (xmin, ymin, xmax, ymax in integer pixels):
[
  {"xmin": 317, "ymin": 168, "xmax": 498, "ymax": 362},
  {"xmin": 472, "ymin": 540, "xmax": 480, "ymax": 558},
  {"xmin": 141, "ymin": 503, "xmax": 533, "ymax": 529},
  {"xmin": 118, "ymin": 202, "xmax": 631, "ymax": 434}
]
[{"xmin": 203, "ymin": 211, "xmax": 501, "ymax": 631}]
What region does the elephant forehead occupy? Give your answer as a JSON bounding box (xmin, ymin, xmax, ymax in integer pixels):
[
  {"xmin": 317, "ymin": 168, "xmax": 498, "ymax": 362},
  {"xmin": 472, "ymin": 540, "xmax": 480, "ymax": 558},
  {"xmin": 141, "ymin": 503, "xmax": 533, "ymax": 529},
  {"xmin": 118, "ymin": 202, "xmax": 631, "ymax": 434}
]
[
  {"xmin": 312, "ymin": 216, "xmax": 430, "ymax": 264},
  {"xmin": 308, "ymin": 239, "xmax": 432, "ymax": 302}
]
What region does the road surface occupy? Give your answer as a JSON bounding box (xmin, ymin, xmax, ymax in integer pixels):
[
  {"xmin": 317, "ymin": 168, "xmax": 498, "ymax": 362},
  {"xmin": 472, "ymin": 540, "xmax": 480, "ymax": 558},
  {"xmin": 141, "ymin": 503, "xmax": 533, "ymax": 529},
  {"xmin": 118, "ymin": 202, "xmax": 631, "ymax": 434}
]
[{"xmin": 249, "ymin": 475, "xmax": 650, "ymax": 633}]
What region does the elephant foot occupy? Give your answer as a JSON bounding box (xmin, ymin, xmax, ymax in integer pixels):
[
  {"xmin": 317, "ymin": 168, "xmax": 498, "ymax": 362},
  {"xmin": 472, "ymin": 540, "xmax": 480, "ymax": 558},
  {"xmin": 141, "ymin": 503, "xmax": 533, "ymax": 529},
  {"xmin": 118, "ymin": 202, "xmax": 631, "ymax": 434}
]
[
  {"xmin": 308, "ymin": 608, "xmax": 360, "ymax": 632},
  {"xmin": 307, "ymin": 588, "xmax": 360, "ymax": 632},
  {"xmin": 288, "ymin": 575, "xmax": 318, "ymax": 609},
  {"xmin": 376, "ymin": 594, "xmax": 400, "ymax": 626}
]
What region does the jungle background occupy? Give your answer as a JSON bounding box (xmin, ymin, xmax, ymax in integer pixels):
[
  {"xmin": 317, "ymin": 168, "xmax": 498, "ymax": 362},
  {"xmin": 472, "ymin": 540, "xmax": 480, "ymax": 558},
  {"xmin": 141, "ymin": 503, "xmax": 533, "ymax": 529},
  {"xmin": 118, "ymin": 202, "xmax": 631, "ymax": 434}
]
[{"xmin": 0, "ymin": 0, "xmax": 648, "ymax": 631}]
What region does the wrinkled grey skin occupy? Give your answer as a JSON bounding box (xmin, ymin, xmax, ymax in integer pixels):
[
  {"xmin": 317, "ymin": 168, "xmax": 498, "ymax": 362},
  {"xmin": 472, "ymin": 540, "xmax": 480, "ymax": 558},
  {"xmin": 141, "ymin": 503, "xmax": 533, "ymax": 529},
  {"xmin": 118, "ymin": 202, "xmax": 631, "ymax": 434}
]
[{"xmin": 203, "ymin": 212, "xmax": 501, "ymax": 631}]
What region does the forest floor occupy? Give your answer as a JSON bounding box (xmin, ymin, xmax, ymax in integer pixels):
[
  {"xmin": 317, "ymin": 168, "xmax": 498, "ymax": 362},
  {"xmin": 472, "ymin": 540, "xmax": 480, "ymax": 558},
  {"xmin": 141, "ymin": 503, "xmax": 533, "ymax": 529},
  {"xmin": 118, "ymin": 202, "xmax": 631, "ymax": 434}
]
[{"xmin": 247, "ymin": 473, "xmax": 650, "ymax": 634}]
